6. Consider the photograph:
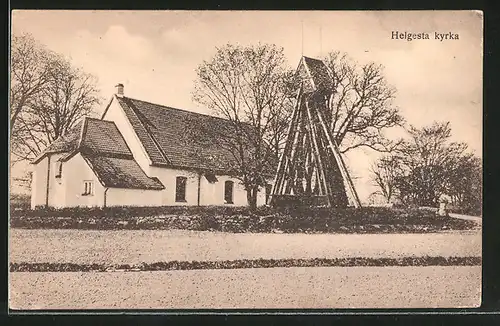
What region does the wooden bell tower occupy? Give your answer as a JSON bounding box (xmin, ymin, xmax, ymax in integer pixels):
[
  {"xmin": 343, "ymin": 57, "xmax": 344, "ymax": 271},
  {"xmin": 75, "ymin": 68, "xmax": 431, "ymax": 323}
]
[{"xmin": 270, "ymin": 56, "xmax": 361, "ymax": 208}]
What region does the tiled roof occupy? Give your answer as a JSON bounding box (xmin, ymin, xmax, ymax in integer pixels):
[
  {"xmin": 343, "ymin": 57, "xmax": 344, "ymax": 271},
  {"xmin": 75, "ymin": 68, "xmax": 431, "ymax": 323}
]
[
  {"xmin": 115, "ymin": 97, "xmax": 169, "ymax": 166},
  {"xmin": 296, "ymin": 56, "xmax": 333, "ymax": 94},
  {"xmin": 115, "ymin": 96, "xmax": 275, "ymax": 174},
  {"xmin": 80, "ymin": 118, "xmax": 132, "ymax": 157},
  {"xmin": 32, "ymin": 117, "xmax": 164, "ymax": 191},
  {"xmin": 32, "ymin": 121, "xmax": 83, "ymax": 158},
  {"xmin": 82, "ymin": 154, "xmax": 164, "ymax": 190}
]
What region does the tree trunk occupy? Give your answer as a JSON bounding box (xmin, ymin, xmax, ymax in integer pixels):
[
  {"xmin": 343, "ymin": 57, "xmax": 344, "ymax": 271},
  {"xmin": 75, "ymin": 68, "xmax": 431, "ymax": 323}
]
[{"xmin": 246, "ymin": 185, "xmax": 259, "ymax": 211}]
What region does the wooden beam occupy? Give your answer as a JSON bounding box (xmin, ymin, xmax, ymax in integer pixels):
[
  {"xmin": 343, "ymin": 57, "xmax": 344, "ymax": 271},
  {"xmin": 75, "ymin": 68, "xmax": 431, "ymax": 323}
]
[
  {"xmin": 315, "ymin": 108, "xmax": 362, "ymax": 208},
  {"xmin": 304, "ymin": 134, "xmax": 313, "ymax": 195},
  {"xmin": 304, "ymin": 98, "xmax": 332, "ymax": 206},
  {"xmin": 314, "ymin": 121, "xmax": 336, "ymax": 203},
  {"xmin": 285, "ymin": 110, "xmax": 306, "ymax": 195},
  {"xmin": 271, "ymin": 87, "xmax": 303, "ymax": 197}
]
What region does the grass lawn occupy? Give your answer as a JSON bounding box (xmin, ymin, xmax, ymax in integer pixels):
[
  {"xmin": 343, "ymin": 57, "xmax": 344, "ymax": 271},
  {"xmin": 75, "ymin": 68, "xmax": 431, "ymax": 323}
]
[{"xmin": 9, "ymin": 206, "xmax": 478, "ymax": 233}]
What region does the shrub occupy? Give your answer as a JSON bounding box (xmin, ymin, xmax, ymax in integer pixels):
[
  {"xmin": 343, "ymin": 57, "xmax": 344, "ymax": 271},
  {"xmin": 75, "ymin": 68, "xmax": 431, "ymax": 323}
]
[
  {"xmin": 191, "ymin": 213, "xmax": 221, "ymax": 231},
  {"xmin": 9, "ymin": 193, "xmax": 31, "ymax": 211}
]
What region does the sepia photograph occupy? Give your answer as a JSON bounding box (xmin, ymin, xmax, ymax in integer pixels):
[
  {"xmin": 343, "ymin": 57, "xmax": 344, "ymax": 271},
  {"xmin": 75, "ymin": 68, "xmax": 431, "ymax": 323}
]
[{"xmin": 9, "ymin": 10, "xmax": 483, "ymax": 310}]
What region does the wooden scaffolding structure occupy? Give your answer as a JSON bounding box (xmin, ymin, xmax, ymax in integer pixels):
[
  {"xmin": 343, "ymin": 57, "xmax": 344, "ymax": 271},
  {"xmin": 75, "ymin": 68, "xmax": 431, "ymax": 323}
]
[{"xmin": 270, "ymin": 56, "xmax": 361, "ymax": 208}]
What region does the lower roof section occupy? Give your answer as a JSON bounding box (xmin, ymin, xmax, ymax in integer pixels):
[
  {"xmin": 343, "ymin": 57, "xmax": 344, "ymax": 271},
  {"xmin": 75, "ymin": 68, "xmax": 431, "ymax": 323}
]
[{"xmin": 82, "ymin": 154, "xmax": 165, "ymax": 190}]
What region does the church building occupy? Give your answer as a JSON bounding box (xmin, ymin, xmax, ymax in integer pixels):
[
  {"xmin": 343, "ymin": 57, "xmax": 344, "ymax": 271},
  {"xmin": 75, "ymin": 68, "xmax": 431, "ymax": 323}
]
[{"xmin": 30, "ymin": 84, "xmax": 273, "ymax": 208}]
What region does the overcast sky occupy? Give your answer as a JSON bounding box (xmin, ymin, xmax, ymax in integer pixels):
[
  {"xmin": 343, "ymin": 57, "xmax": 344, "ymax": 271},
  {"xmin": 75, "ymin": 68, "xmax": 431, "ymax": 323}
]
[{"xmin": 11, "ymin": 10, "xmax": 483, "ymax": 202}]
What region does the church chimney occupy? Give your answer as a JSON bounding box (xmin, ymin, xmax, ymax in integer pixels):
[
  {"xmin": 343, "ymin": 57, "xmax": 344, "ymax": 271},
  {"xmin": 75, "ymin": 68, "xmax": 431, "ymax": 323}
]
[{"xmin": 115, "ymin": 83, "xmax": 124, "ymax": 97}]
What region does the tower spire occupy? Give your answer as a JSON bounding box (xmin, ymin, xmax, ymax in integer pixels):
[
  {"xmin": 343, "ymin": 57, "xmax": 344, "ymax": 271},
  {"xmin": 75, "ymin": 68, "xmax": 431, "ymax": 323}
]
[{"xmin": 270, "ymin": 57, "xmax": 362, "ymax": 209}]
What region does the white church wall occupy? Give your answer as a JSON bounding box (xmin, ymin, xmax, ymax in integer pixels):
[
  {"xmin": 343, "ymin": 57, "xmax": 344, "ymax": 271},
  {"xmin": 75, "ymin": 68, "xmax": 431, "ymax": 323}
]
[
  {"xmin": 199, "ymin": 174, "xmax": 247, "ymax": 206},
  {"xmin": 31, "ymin": 154, "xmax": 270, "ymax": 209},
  {"xmin": 60, "ymin": 153, "xmax": 105, "ymax": 208},
  {"xmin": 150, "ymin": 166, "xmax": 270, "ymax": 207},
  {"xmin": 149, "ymin": 166, "xmax": 198, "ymax": 206},
  {"xmin": 105, "ymin": 187, "xmax": 163, "ymax": 207},
  {"xmin": 101, "ymin": 96, "xmax": 152, "ymax": 174},
  {"xmin": 47, "ymin": 153, "xmax": 66, "ymax": 208}
]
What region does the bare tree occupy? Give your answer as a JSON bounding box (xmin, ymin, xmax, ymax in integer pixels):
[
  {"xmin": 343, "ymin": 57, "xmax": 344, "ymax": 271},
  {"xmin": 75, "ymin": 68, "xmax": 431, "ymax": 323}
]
[
  {"xmin": 445, "ymin": 152, "xmax": 482, "ymax": 215},
  {"xmin": 192, "ymin": 43, "xmax": 294, "ymax": 209},
  {"xmin": 394, "ymin": 122, "xmax": 471, "ymax": 207},
  {"xmin": 321, "ymin": 51, "xmax": 404, "ymax": 154},
  {"xmin": 10, "ymin": 34, "xmax": 101, "ymax": 163},
  {"xmin": 10, "ymin": 33, "xmax": 51, "ymax": 133},
  {"xmin": 266, "ymin": 76, "xmax": 296, "ymax": 162},
  {"xmin": 370, "ymin": 155, "xmax": 401, "ymax": 204}
]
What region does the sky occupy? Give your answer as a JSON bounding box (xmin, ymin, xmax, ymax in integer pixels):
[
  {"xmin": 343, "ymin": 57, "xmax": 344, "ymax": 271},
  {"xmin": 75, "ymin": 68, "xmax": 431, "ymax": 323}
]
[{"xmin": 10, "ymin": 10, "xmax": 483, "ymax": 202}]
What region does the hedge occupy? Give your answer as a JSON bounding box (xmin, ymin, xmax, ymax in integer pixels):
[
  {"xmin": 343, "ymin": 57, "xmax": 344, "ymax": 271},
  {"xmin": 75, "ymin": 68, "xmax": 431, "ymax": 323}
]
[
  {"xmin": 9, "ymin": 206, "xmax": 478, "ymax": 233},
  {"xmin": 10, "ymin": 256, "xmax": 481, "ymax": 272}
]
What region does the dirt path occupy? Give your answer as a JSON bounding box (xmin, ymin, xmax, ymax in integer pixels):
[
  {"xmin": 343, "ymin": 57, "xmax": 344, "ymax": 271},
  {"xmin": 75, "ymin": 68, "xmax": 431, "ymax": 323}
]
[
  {"xmin": 9, "ymin": 266, "xmax": 481, "ymax": 309},
  {"xmin": 10, "ymin": 229, "xmax": 481, "ymax": 265},
  {"xmin": 449, "ymin": 213, "xmax": 482, "ymax": 224}
]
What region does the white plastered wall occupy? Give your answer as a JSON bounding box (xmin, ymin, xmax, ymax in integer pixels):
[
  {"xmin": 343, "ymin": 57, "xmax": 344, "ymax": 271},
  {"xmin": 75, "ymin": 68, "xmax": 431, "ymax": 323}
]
[
  {"xmin": 101, "ymin": 96, "xmax": 152, "ymax": 174},
  {"xmin": 59, "ymin": 153, "xmax": 105, "ymax": 208},
  {"xmin": 105, "ymin": 187, "xmax": 163, "ymax": 207},
  {"xmin": 150, "ymin": 166, "xmax": 270, "ymax": 207}
]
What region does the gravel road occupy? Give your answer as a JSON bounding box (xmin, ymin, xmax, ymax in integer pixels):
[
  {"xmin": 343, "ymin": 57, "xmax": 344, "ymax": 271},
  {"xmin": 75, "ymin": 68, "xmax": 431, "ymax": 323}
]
[
  {"xmin": 9, "ymin": 266, "xmax": 481, "ymax": 309},
  {"xmin": 10, "ymin": 229, "xmax": 481, "ymax": 265}
]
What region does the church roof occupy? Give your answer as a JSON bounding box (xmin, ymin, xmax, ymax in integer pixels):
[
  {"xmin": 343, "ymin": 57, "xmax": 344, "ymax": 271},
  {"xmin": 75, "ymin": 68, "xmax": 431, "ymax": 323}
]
[
  {"xmin": 113, "ymin": 96, "xmax": 276, "ymax": 175},
  {"xmin": 81, "ymin": 154, "xmax": 164, "ymax": 190},
  {"xmin": 32, "ymin": 117, "xmax": 164, "ymax": 190}
]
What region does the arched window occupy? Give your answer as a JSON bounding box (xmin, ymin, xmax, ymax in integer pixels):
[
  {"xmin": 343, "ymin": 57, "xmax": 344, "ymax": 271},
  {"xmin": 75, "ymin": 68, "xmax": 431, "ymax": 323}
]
[
  {"xmin": 55, "ymin": 161, "xmax": 63, "ymax": 178},
  {"xmin": 175, "ymin": 176, "xmax": 187, "ymax": 202},
  {"xmin": 224, "ymin": 180, "xmax": 234, "ymax": 204}
]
